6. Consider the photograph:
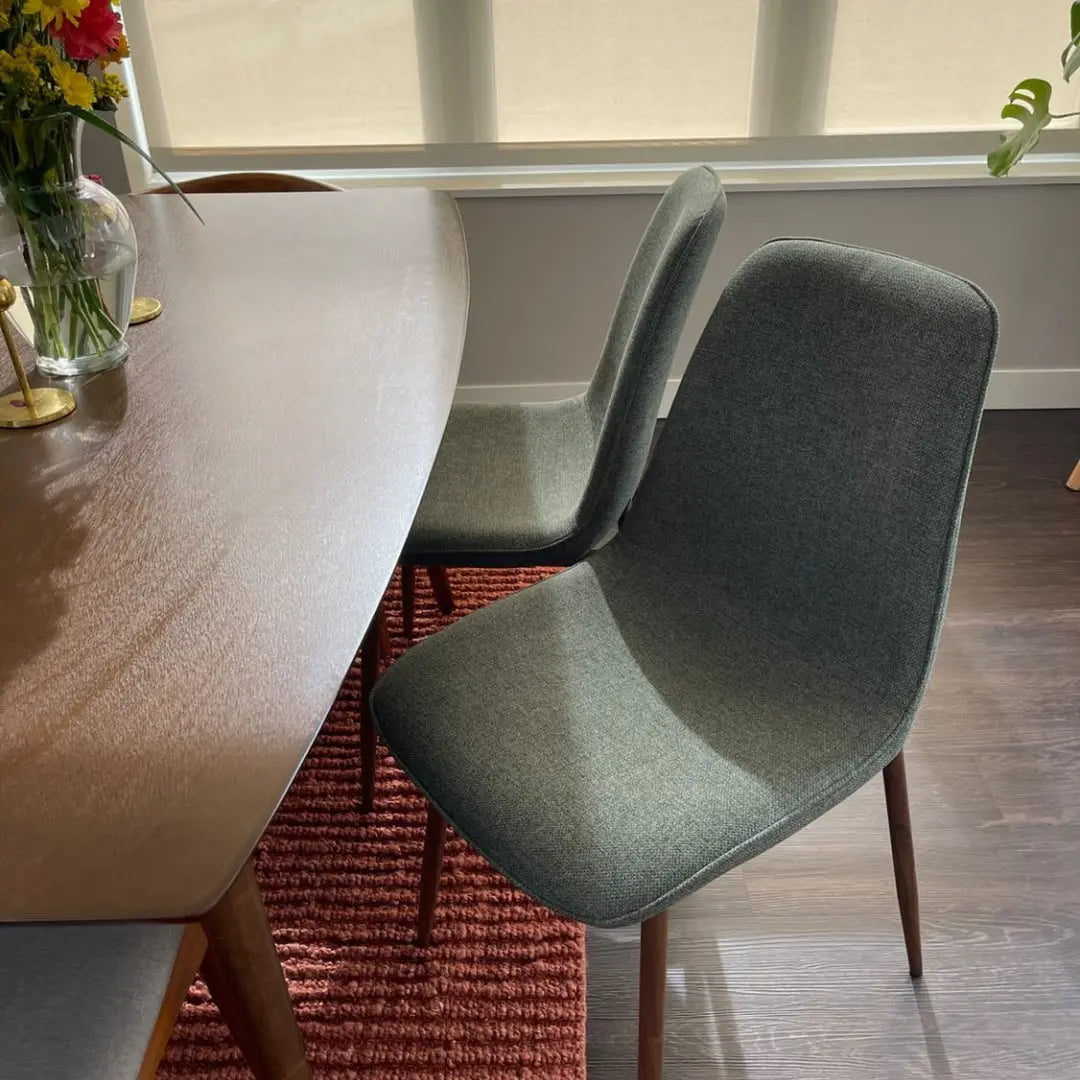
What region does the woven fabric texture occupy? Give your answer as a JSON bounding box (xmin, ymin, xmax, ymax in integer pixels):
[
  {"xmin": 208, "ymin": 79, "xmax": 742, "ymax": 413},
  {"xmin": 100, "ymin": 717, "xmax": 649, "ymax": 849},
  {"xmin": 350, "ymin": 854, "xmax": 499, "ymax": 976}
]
[
  {"xmin": 373, "ymin": 239, "xmax": 998, "ymax": 928},
  {"xmin": 0, "ymin": 923, "xmax": 185, "ymax": 1080},
  {"xmin": 405, "ymin": 165, "xmax": 726, "ymax": 566},
  {"xmin": 155, "ymin": 566, "xmax": 584, "ymax": 1080}
]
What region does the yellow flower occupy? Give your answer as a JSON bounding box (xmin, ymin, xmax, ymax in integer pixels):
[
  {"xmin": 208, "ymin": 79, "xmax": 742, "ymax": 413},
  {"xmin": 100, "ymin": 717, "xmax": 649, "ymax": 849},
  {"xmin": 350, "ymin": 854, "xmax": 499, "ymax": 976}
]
[
  {"xmin": 28, "ymin": 42, "xmax": 60, "ymax": 65},
  {"xmin": 96, "ymin": 70, "xmax": 127, "ymax": 102},
  {"xmin": 50, "ymin": 60, "xmax": 94, "ymax": 108},
  {"xmin": 24, "ymin": 0, "xmax": 89, "ymax": 31},
  {"xmin": 0, "ymin": 44, "xmax": 48, "ymax": 99},
  {"xmin": 102, "ymin": 31, "xmax": 129, "ymax": 66}
]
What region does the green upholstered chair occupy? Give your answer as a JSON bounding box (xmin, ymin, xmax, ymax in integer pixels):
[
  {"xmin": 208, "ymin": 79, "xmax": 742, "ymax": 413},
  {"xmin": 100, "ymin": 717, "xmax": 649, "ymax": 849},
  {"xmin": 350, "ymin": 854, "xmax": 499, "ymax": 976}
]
[
  {"xmin": 397, "ymin": 164, "xmax": 728, "ymax": 632},
  {"xmin": 370, "ymin": 239, "xmax": 998, "ymax": 1079},
  {"xmin": 358, "ymin": 166, "xmax": 727, "ymax": 811}
]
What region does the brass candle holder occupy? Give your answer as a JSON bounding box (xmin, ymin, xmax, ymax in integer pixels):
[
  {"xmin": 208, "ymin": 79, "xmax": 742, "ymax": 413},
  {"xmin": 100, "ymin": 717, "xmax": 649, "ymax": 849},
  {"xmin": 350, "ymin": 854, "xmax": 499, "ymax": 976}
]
[
  {"xmin": 130, "ymin": 296, "xmax": 163, "ymax": 325},
  {"xmin": 0, "ymin": 278, "xmax": 76, "ymax": 429}
]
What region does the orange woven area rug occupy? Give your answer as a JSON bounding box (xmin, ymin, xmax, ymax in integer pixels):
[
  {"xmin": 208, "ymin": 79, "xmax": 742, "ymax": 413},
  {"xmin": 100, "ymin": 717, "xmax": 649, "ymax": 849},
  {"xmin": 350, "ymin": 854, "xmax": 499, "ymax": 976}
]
[{"xmin": 160, "ymin": 567, "xmax": 586, "ymax": 1080}]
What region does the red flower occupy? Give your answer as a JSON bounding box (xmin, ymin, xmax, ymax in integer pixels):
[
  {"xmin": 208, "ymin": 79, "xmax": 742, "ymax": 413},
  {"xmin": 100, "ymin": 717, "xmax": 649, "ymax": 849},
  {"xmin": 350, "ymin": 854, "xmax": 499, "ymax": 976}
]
[{"xmin": 55, "ymin": 0, "xmax": 123, "ymax": 62}]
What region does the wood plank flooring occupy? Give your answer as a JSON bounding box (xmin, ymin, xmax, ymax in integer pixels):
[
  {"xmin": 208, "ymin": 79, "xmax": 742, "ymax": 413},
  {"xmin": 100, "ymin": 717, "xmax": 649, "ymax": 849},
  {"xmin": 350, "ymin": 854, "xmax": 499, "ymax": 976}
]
[{"xmin": 586, "ymin": 410, "xmax": 1080, "ymax": 1079}]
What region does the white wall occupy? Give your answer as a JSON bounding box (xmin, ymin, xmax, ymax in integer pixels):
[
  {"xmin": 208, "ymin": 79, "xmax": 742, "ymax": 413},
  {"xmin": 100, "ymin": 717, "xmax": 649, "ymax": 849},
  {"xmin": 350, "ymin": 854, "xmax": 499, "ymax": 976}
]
[
  {"xmin": 87, "ymin": 109, "xmax": 1080, "ymax": 411},
  {"xmin": 455, "ymin": 184, "xmax": 1080, "ymax": 409}
]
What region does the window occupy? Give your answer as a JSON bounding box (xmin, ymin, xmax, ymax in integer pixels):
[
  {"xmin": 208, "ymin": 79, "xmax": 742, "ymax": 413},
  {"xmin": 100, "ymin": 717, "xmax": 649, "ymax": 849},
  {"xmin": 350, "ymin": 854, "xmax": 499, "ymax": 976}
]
[
  {"xmin": 120, "ymin": 0, "xmax": 1080, "ymax": 186},
  {"xmin": 825, "ymin": 0, "xmax": 1080, "ymax": 133},
  {"xmin": 133, "ymin": 1, "xmax": 423, "ymax": 148},
  {"xmin": 490, "ymin": 0, "xmax": 758, "ymax": 142}
]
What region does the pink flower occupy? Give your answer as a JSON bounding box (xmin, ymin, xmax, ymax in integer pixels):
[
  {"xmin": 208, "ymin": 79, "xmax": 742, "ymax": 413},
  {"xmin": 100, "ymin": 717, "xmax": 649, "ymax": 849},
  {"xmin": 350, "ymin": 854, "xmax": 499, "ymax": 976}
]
[{"xmin": 55, "ymin": 0, "xmax": 123, "ymax": 62}]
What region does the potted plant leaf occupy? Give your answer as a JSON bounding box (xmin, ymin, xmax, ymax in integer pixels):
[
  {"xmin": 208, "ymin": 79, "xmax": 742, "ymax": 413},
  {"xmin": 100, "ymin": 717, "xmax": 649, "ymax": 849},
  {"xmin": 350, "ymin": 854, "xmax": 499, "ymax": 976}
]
[{"xmin": 990, "ymin": 1, "xmax": 1080, "ymax": 489}]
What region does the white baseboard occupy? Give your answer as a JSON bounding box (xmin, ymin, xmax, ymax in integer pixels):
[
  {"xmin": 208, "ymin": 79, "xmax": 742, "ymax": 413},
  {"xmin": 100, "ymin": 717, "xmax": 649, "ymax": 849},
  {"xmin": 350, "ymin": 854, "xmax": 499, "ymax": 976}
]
[{"xmin": 455, "ymin": 368, "xmax": 1080, "ymax": 414}]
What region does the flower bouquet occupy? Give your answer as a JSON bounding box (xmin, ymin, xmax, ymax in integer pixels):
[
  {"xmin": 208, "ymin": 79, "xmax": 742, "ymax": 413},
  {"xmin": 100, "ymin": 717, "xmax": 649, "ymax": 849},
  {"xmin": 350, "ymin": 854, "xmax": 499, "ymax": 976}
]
[{"xmin": 0, "ymin": 1, "xmax": 187, "ymax": 376}]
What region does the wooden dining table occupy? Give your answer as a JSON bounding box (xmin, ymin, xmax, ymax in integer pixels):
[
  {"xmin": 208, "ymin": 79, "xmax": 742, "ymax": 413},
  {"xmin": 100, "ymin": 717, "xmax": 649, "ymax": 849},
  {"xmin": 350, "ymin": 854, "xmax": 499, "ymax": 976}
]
[{"xmin": 0, "ymin": 189, "xmax": 469, "ymax": 1078}]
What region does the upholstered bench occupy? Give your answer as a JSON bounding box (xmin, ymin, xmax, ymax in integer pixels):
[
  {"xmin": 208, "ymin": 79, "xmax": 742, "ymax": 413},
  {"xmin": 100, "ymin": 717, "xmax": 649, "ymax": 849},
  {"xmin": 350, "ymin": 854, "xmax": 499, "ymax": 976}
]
[{"xmin": 0, "ymin": 924, "xmax": 187, "ymax": 1080}]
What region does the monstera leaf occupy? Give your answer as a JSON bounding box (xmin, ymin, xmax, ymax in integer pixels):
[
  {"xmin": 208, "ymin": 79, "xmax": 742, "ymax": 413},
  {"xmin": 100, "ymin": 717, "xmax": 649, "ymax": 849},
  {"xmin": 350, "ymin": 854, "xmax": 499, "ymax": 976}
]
[
  {"xmin": 1062, "ymin": 1, "xmax": 1080, "ymax": 80},
  {"xmin": 988, "ymin": 78, "xmax": 1054, "ymax": 177}
]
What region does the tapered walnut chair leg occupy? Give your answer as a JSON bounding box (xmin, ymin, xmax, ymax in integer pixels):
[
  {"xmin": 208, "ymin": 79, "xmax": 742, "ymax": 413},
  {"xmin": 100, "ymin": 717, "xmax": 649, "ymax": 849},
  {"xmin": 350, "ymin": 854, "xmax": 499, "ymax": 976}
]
[
  {"xmin": 883, "ymin": 751, "xmax": 923, "ymax": 978},
  {"xmin": 638, "ymin": 911, "xmax": 668, "ymax": 1080},
  {"xmin": 358, "ymin": 608, "xmax": 381, "ymax": 814},
  {"xmin": 401, "ymin": 564, "xmax": 417, "ymax": 638},
  {"xmin": 416, "ymin": 805, "xmax": 447, "ymax": 946},
  {"xmin": 427, "ymin": 566, "xmax": 456, "ymax": 615}
]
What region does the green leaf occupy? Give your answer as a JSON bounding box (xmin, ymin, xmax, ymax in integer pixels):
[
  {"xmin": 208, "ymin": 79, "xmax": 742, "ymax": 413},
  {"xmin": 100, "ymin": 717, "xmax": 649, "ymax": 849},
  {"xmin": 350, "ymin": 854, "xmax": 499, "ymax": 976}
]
[
  {"xmin": 68, "ymin": 107, "xmax": 204, "ymax": 223},
  {"xmin": 1063, "ymin": 3, "xmax": 1080, "ymax": 81},
  {"xmin": 988, "ymin": 78, "xmax": 1053, "ymax": 177}
]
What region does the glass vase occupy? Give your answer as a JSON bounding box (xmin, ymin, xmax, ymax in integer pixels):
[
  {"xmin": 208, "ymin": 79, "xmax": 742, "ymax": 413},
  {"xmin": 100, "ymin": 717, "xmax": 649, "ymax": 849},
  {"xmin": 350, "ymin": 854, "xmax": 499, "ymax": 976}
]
[{"xmin": 0, "ymin": 113, "xmax": 137, "ymax": 377}]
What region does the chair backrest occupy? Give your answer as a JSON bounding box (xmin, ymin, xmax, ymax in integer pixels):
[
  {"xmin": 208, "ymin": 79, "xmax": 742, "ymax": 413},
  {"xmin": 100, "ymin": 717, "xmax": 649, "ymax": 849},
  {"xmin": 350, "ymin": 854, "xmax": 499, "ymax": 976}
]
[
  {"xmin": 555, "ymin": 165, "xmax": 725, "ymax": 561},
  {"xmin": 143, "ymin": 172, "xmax": 340, "ymax": 194},
  {"xmin": 620, "ymin": 238, "xmax": 997, "ymax": 712}
]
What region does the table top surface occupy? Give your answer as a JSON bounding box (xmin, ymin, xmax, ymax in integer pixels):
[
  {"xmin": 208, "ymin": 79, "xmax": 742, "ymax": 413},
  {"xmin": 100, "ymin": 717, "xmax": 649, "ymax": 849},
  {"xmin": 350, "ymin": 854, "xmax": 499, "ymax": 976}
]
[{"xmin": 0, "ymin": 189, "xmax": 468, "ymax": 922}]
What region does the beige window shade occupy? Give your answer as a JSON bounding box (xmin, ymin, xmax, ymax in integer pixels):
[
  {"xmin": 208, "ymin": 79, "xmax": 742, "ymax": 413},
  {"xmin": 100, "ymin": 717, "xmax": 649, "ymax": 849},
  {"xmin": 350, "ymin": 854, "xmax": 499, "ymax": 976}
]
[
  {"xmin": 826, "ymin": 0, "xmax": 1080, "ymax": 133},
  {"xmin": 129, "ymin": 0, "xmax": 1080, "ymax": 175},
  {"xmin": 140, "ymin": 0, "xmax": 423, "ymax": 148},
  {"xmin": 491, "ymin": 0, "xmax": 758, "ymax": 142}
]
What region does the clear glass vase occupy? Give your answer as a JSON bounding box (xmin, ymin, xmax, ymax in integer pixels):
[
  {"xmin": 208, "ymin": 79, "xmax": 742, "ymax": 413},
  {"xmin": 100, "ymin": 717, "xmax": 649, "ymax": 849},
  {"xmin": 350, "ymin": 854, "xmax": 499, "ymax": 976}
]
[{"xmin": 0, "ymin": 113, "xmax": 137, "ymax": 377}]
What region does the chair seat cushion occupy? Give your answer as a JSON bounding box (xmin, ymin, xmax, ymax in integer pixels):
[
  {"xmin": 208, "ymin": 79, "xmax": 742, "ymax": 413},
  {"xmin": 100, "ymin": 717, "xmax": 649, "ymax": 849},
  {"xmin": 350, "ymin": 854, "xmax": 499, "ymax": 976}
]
[
  {"xmin": 0, "ymin": 923, "xmax": 185, "ymax": 1080},
  {"xmin": 404, "ymin": 397, "xmax": 596, "ymax": 565},
  {"xmin": 371, "ymin": 548, "xmax": 911, "ymax": 927}
]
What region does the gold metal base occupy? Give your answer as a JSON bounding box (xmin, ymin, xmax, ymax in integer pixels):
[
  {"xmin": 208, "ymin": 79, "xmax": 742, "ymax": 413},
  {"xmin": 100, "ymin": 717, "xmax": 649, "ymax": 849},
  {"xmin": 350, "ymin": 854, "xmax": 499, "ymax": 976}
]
[
  {"xmin": 0, "ymin": 387, "xmax": 76, "ymax": 428},
  {"xmin": 130, "ymin": 296, "xmax": 163, "ymax": 325}
]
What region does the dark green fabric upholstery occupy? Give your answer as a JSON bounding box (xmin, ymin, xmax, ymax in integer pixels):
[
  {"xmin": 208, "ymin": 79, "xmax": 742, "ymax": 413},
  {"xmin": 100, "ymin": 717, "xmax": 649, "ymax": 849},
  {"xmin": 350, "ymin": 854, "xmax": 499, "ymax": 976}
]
[
  {"xmin": 405, "ymin": 165, "xmax": 727, "ymax": 567},
  {"xmin": 373, "ymin": 239, "xmax": 998, "ymax": 928}
]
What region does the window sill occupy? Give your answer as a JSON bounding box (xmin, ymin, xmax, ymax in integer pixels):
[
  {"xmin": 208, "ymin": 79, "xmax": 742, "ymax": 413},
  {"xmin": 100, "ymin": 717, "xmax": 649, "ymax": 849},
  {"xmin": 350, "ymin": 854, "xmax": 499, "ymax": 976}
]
[
  {"xmin": 239, "ymin": 155, "xmax": 1080, "ymax": 197},
  {"xmin": 145, "ymin": 132, "xmax": 1080, "ymax": 198}
]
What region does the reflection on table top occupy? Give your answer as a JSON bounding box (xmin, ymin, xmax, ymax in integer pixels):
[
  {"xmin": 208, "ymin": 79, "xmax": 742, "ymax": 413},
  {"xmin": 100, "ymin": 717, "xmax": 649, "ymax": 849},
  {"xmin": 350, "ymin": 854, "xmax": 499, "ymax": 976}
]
[{"xmin": 0, "ymin": 189, "xmax": 468, "ymax": 923}]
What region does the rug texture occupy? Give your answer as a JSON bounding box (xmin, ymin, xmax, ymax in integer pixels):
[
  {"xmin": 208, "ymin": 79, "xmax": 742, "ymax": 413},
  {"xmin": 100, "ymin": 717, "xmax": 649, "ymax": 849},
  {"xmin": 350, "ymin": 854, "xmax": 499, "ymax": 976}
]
[{"xmin": 159, "ymin": 567, "xmax": 586, "ymax": 1080}]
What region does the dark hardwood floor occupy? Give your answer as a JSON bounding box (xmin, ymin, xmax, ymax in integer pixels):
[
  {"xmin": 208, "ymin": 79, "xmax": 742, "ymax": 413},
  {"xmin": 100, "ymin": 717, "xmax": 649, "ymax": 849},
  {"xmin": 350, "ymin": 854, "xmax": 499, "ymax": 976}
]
[{"xmin": 586, "ymin": 410, "xmax": 1080, "ymax": 1079}]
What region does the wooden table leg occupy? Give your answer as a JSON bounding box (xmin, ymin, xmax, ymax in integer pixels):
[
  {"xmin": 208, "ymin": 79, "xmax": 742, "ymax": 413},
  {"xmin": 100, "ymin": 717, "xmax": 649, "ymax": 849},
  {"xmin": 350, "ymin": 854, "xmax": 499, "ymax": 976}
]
[{"xmin": 199, "ymin": 860, "xmax": 312, "ymax": 1080}]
